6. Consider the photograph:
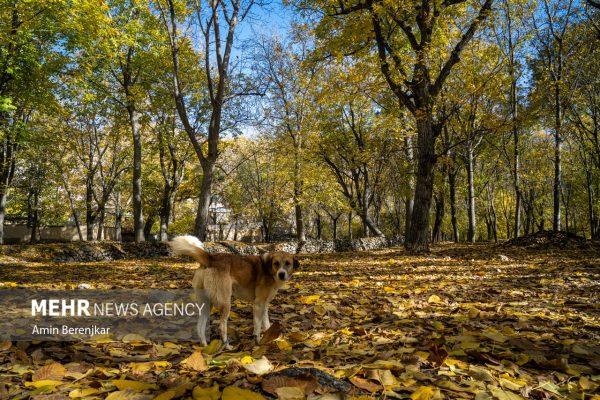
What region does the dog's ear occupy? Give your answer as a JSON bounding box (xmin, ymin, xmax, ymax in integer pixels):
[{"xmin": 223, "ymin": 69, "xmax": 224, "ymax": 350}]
[
  {"xmin": 293, "ymin": 257, "xmax": 300, "ymax": 270},
  {"xmin": 261, "ymin": 252, "xmax": 272, "ymax": 267}
]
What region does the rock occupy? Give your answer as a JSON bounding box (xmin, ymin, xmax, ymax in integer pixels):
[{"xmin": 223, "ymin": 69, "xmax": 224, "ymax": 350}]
[
  {"xmin": 77, "ymin": 283, "xmax": 91, "ymax": 289},
  {"xmin": 498, "ymin": 254, "xmax": 510, "ymax": 261}
]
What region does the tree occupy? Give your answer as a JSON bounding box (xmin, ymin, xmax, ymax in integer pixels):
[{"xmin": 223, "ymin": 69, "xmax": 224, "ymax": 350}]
[
  {"xmin": 257, "ymin": 36, "xmax": 318, "ymax": 242},
  {"xmin": 300, "ymin": 0, "xmax": 495, "ymax": 251},
  {"xmin": 531, "ymin": 0, "xmax": 579, "ymax": 232},
  {"xmin": 315, "ymin": 60, "xmax": 396, "ymax": 237},
  {"xmin": 157, "ymin": 0, "xmax": 259, "ymax": 240},
  {"xmin": 0, "ymin": 0, "xmax": 109, "ymax": 243}
]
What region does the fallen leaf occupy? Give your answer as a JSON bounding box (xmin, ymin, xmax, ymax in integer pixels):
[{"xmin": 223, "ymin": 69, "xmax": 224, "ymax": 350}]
[
  {"xmin": 412, "ymin": 386, "xmax": 443, "ymax": 400},
  {"xmin": 193, "ymin": 384, "xmax": 221, "ymax": 400},
  {"xmin": 182, "ymin": 351, "xmax": 207, "ymax": 372},
  {"xmin": 427, "ymin": 295, "xmax": 444, "ymax": 304},
  {"xmin": 32, "ymin": 362, "xmax": 65, "ymax": 382},
  {"xmin": 222, "ymin": 386, "xmax": 265, "ymax": 400},
  {"xmin": 260, "ymin": 321, "xmax": 282, "ymax": 345},
  {"xmin": 105, "ymin": 389, "xmax": 152, "ymax": 400},
  {"xmin": 112, "ymin": 380, "xmax": 157, "ymax": 391},
  {"xmin": 349, "ymin": 376, "xmax": 382, "ymax": 393},
  {"xmin": 242, "ymin": 356, "xmax": 274, "ymax": 375}
]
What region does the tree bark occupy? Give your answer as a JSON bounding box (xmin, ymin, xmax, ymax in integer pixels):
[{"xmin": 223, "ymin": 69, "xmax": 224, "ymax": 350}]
[
  {"xmin": 194, "ymin": 158, "xmax": 215, "ymax": 241},
  {"xmin": 128, "ymin": 104, "xmax": 145, "ymax": 242},
  {"xmin": 294, "ymin": 147, "xmax": 306, "ymax": 242},
  {"xmin": 114, "ymin": 191, "xmax": 123, "ymax": 242},
  {"xmin": 144, "ymin": 213, "xmax": 155, "ymax": 240},
  {"xmin": 0, "ymin": 191, "xmax": 6, "ymax": 244},
  {"xmin": 347, "ymin": 211, "xmax": 353, "ymax": 239},
  {"xmin": 432, "ymin": 193, "xmax": 444, "ymax": 243},
  {"xmin": 405, "ymin": 114, "xmax": 437, "ymax": 252},
  {"xmin": 0, "ymin": 132, "xmax": 17, "ymax": 245},
  {"xmin": 404, "ymin": 137, "xmax": 415, "ymax": 237},
  {"xmin": 86, "ymin": 175, "xmax": 95, "ymax": 241},
  {"xmin": 466, "ymin": 141, "xmax": 476, "ymax": 242},
  {"xmin": 448, "ymin": 169, "xmax": 459, "ymax": 242},
  {"xmin": 315, "ymin": 211, "xmax": 322, "ymax": 240}
]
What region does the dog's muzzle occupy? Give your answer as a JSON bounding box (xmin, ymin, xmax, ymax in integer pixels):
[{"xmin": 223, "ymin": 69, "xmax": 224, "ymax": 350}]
[{"xmin": 278, "ymin": 271, "xmax": 287, "ymax": 281}]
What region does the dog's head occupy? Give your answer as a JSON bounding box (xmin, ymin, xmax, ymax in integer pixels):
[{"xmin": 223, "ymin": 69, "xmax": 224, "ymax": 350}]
[{"xmin": 261, "ymin": 252, "xmax": 299, "ymax": 282}]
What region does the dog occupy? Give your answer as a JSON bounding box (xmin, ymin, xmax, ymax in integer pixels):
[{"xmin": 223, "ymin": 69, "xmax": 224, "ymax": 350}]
[{"xmin": 169, "ymin": 235, "xmax": 299, "ymax": 349}]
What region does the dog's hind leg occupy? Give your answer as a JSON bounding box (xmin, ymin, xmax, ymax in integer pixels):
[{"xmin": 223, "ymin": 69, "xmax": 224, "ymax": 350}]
[
  {"xmin": 195, "ymin": 287, "xmax": 210, "ymax": 346},
  {"xmin": 217, "ymin": 302, "xmax": 232, "ymax": 350}
]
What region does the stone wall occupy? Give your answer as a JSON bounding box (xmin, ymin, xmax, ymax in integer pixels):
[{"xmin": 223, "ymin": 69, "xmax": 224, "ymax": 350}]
[
  {"xmin": 4, "ymin": 224, "xmax": 118, "ymax": 244},
  {"xmin": 47, "ymin": 237, "xmax": 402, "ymax": 262}
]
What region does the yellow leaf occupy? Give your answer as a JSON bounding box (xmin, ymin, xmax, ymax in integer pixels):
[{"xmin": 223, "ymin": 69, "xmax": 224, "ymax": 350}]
[
  {"xmin": 222, "ymin": 386, "xmax": 265, "ymax": 400},
  {"xmin": 32, "ymin": 362, "xmax": 66, "ymax": 382},
  {"xmin": 154, "ymin": 389, "xmax": 176, "ymax": 400},
  {"xmin": 299, "ymin": 295, "xmax": 320, "ymax": 304},
  {"xmin": 468, "ymin": 307, "xmax": 480, "ymax": 318},
  {"xmin": 204, "ymin": 340, "xmax": 221, "ymax": 354},
  {"xmin": 193, "ymin": 384, "xmax": 221, "ymax": 400},
  {"xmin": 410, "ymin": 386, "xmax": 439, "ymax": 400},
  {"xmin": 383, "ymin": 286, "xmax": 396, "ymax": 292},
  {"xmin": 427, "ymin": 295, "xmax": 444, "ymax": 304},
  {"xmin": 25, "ymin": 380, "xmax": 63, "ymax": 389},
  {"xmin": 112, "ymin": 379, "xmax": 157, "ymax": 391},
  {"xmin": 182, "ymin": 351, "xmax": 207, "ymax": 372},
  {"xmin": 240, "ymin": 356, "xmax": 254, "ymax": 364},
  {"xmin": 482, "ymin": 331, "xmax": 508, "ymax": 343},
  {"xmin": 580, "ymin": 376, "xmax": 599, "ymax": 391},
  {"xmin": 106, "ymin": 389, "xmax": 151, "ymax": 400},
  {"xmin": 275, "ymin": 338, "xmax": 292, "ymax": 351},
  {"xmin": 489, "ymin": 385, "xmax": 525, "ymax": 400},
  {"xmin": 69, "ymin": 387, "xmax": 101, "ymax": 398}
]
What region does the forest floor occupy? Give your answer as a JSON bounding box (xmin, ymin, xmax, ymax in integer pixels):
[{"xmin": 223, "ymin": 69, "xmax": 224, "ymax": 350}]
[{"xmin": 0, "ymin": 242, "xmax": 599, "ymax": 399}]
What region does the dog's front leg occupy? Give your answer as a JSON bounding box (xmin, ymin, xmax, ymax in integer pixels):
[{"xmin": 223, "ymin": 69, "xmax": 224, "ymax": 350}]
[
  {"xmin": 262, "ymin": 306, "xmax": 270, "ymax": 331},
  {"xmin": 253, "ymin": 302, "xmax": 266, "ymax": 344}
]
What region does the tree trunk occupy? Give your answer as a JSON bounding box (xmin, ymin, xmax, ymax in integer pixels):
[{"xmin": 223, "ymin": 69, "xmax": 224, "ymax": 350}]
[
  {"xmin": 331, "ymin": 215, "xmax": 340, "ymax": 240},
  {"xmin": 68, "ymin": 192, "xmax": 83, "ymax": 241},
  {"xmin": 448, "ymin": 170, "xmax": 459, "ymax": 242},
  {"xmin": 144, "ymin": 214, "xmax": 155, "ymax": 240},
  {"xmin": 405, "ymin": 114, "xmax": 437, "ymax": 252},
  {"xmin": 159, "ymin": 187, "xmax": 176, "ymax": 242},
  {"xmin": 315, "ymin": 212, "xmax": 322, "ymax": 240},
  {"xmin": 467, "ymin": 142, "xmax": 476, "ymax": 243},
  {"xmin": 347, "ymin": 211, "xmax": 353, "ymax": 240},
  {"xmin": 432, "ymin": 193, "xmax": 444, "ymax": 243},
  {"xmin": 0, "ymin": 191, "xmax": 6, "ymax": 244},
  {"xmin": 295, "ymin": 203, "xmax": 305, "ymax": 242},
  {"xmin": 511, "ymin": 76, "xmax": 521, "ymax": 238},
  {"xmin": 128, "ymin": 105, "xmax": 144, "ymax": 242},
  {"xmin": 114, "ymin": 192, "xmax": 123, "ymax": 242},
  {"xmin": 552, "ymin": 36, "xmax": 564, "ymax": 232},
  {"xmin": 553, "ymin": 105, "xmax": 562, "ymax": 232},
  {"xmin": 404, "ymin": 137, "xmax": 415, "ymax": 237},
  {"xmin": 586, "ymin": 171, "xmax": 599, "ymax": 239},
  {"xmin": 294, "ymin": 152, "xmax": 306, "ymax": 241},
  {"xmin": 86, "ymin": 176, "xmax": 95, "ymax": 241},
  {"xmin": 97, "ymin": 207, "xmax": 105, "ymax": 240},
  {"xmin": 194, "ymin": 159, "xmax": 214, "ymax": 241}
]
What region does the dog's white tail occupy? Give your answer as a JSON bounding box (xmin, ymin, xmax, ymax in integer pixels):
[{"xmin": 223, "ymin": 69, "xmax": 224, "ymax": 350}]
[{"xmin": 169, "ymin": 235, "xmax": 206, "ymax": 260}]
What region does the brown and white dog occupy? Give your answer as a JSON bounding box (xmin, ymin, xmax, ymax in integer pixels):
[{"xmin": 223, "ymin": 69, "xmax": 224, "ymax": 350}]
[{"xmin": 169, "ymin": 235, "xmax": 298, "ymax": 349}]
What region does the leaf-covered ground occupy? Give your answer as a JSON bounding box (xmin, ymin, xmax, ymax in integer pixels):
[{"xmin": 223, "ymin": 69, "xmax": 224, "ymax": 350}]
[{"xmin": 1, "ymin": 243, "xmax": 599, "ymax": 399}]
